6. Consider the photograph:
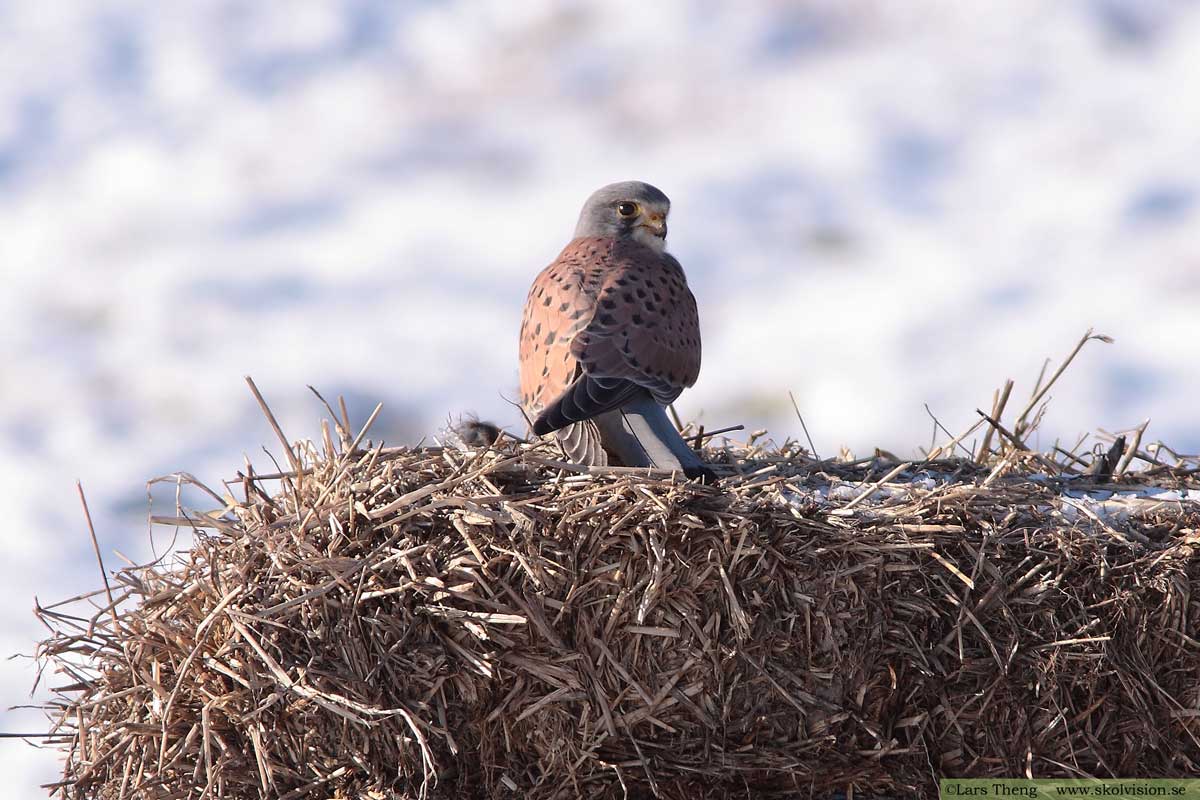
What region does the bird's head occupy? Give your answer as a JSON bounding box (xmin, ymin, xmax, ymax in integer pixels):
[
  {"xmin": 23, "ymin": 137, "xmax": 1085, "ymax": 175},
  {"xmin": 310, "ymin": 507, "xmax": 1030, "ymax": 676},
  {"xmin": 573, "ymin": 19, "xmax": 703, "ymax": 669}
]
[{"xmin": 573, "ymin": 181, "xmax": 670, "ymax": 253}]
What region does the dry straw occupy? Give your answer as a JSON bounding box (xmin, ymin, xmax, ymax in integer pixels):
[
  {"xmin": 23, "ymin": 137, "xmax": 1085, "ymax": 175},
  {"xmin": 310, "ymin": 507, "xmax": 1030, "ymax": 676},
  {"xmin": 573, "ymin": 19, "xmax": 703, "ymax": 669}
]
[{"xmin": 30, "ymin": 332, "xmax": 1200, "ymax": 799}]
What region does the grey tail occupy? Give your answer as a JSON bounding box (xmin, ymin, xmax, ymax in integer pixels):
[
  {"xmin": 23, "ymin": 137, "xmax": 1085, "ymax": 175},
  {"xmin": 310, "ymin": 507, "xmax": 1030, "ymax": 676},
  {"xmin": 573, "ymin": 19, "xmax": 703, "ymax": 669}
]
[{"xmin": 593, "ymin": 395, "xmax": 715, "ymax": 482}]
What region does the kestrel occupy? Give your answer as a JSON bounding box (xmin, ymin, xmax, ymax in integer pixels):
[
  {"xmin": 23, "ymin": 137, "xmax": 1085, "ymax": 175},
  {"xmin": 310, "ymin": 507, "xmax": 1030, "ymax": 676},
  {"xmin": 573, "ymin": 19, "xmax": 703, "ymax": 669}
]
[{"xmin": 519, "ymin": 181, "xmax": 713, "ymax": 480}]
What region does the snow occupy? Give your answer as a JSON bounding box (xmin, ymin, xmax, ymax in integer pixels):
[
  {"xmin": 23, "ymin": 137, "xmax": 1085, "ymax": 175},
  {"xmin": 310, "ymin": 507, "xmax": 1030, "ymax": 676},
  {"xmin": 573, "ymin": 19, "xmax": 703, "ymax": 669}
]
[
  {"xmin": 3, "ymin": 0, "xmax": 1200, "ymax": 791},
  {"xmin": 1059, "ymin": 485, "xmax": 1196, "ymax": 522},
  {"xmin": 779, "ymin": 471, "xmax": 1195, "ymax": 520}
]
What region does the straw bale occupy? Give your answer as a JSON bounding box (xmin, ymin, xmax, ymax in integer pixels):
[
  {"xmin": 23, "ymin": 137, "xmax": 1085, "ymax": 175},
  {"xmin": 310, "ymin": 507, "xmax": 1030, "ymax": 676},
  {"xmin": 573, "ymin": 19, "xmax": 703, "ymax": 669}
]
[{"xmin": 33, "ymin": 419, "xmax": 1200, "ymax": 799}]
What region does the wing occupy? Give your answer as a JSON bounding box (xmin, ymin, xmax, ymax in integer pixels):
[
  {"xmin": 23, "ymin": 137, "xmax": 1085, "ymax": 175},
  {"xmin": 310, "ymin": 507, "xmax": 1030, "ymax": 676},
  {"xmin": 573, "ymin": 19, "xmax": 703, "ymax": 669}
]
[
  {"xmin": 519, "ymin": 238, "xmax": 614, "ymax": 420},
  {"xmin": 530, "ymin": 373, "xmax": 641, "ymax": 435},
  {"xmin": 572, "ymin": 244, "xmax": 701, "ymax": 403},
  {"xmin": 530, "ymin": 241, "xmax": 702, "ymax": 434}
]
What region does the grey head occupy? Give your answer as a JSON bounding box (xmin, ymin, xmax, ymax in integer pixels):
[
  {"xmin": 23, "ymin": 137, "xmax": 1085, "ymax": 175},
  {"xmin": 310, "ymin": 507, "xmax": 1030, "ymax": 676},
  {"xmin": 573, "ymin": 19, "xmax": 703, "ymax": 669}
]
[{"xmin": 573, "ymin": 181, "xmax": 671, "ymax": 253}]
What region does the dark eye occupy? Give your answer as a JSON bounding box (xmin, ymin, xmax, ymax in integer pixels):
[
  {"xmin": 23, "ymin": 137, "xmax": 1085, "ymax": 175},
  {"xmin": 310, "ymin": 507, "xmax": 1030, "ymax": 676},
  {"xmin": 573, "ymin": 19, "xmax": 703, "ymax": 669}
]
[{"xmin": 616, "ymin": 202, "xmax": 638, "ymax": 218}]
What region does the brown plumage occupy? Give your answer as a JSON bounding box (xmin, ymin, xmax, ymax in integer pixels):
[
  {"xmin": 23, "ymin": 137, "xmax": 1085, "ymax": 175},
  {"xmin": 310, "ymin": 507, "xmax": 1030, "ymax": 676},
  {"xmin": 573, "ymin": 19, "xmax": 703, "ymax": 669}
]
[{"xmin": 519, "ymin": 235, "xmax": 700, "ymax": 411}]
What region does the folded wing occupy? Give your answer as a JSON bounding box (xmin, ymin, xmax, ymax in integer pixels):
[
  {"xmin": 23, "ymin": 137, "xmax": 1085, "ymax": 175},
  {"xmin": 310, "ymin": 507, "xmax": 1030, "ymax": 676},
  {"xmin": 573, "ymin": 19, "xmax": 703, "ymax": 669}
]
[{"xmin": 532, "ymin": 244, "xmax": 701, "ymax": 435}]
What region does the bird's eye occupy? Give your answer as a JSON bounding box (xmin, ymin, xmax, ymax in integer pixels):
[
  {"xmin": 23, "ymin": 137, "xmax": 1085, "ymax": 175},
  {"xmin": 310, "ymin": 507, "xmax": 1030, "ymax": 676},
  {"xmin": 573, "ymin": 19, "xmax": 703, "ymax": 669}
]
[{"xmin": 616, "ymin": 202, "xmax": 638, "ymax": 218}]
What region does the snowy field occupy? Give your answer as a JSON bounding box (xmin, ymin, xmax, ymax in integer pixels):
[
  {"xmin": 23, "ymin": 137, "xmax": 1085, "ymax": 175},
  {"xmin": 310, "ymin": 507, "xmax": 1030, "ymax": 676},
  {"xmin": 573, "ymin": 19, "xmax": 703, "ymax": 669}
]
[{"xmin": 3, "ymin": 0, "xmax": 1199, "ymax": 792}]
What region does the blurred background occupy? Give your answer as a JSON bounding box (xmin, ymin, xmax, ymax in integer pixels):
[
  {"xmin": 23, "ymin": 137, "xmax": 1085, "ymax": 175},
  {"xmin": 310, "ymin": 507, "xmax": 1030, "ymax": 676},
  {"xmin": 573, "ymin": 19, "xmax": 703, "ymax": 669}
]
[{"xmin": 3, "ymin": 0, "xmax": 1199, "ymax": 791}]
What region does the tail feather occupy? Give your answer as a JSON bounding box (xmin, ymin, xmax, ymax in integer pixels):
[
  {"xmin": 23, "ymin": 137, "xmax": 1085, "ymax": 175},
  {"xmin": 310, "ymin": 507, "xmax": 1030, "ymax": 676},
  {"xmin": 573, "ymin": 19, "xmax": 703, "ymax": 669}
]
[
  {"xmin": 530, "ymin": 390, "xmax": 715, "ymax": 481},
  {"xmin": 593, "ymin": 396, "xmax": 715, "ymax": 481},
  {"xmin": 555, "ymin": 419, "xmax": 608, "ymax": 466}
]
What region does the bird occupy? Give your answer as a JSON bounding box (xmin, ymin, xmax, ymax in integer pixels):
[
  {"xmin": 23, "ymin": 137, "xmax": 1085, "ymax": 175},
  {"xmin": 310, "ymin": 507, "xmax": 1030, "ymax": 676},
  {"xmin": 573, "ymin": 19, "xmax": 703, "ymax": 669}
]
[{"xmin": 518, "ymin": 181, "xmax": 714, "ymax": 481}]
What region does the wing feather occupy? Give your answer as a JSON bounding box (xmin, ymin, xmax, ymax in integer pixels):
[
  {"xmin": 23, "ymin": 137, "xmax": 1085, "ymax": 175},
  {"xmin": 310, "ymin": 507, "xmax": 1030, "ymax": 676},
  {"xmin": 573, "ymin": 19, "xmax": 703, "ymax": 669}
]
[{"xmin": 570, "ymin": 246, "xmax": 701, "ymax": 405}]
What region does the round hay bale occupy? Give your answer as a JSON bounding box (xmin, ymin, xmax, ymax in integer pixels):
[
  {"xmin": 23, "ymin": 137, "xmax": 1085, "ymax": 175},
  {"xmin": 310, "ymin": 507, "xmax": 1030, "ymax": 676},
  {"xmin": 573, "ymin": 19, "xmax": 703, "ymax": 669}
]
[{"xmin": 35, "ymin": 433, "xmax": 1200, "ymax": 799}]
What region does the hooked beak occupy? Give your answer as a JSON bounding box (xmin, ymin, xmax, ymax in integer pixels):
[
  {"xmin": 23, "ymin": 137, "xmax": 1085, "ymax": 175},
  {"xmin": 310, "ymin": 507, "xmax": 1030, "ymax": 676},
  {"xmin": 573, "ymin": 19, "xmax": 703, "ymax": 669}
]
[{"xmin": 640, "ymin": 212, "xmax": 667, "ymax": 238}]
